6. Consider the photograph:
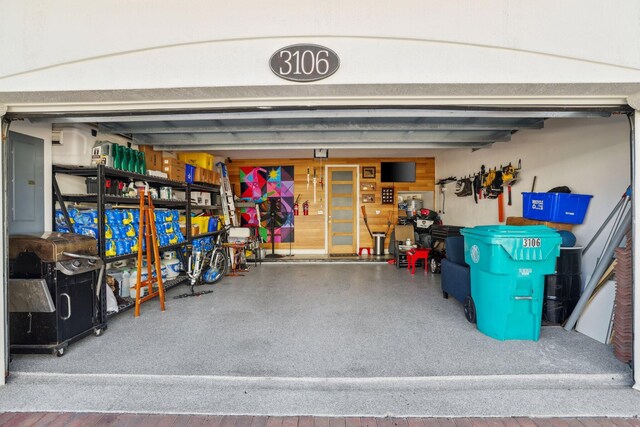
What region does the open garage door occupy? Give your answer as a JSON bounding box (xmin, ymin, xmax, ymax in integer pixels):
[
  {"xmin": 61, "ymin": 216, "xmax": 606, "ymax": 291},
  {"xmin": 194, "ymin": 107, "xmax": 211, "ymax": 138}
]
[{"xmin": 1, "ymin": 104, "xmax": 638, "ymax": 415}]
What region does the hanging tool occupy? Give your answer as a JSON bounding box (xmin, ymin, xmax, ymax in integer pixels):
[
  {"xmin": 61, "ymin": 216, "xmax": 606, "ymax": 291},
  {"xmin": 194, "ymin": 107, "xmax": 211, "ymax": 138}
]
[
  {"xmin": 384, "ymin": 211, "xmax": 393, "ymax": 238},
  {"xmin": 491, "ymin": 169, "xmax": 505, "ymax": 221},
  {"xmin": 472, "ymin": 174, "xmax": 481, "ymax": 204},
  {"xmin": 361, "ymin": 205, "xmax": 373, "ymax": 238},
  {"xmin": 435, "ymin": 177, "xmax": 457, "ymax": 213},
  {"xmin": 501, "ymin": 160, "xmax": 521, "ymax": 206},
  {"xmin": 312, "ymin": 168, "xmax": 317, "ymax": 203},
  {"xmin": 498, "ymin": 193, "xmax": 505, "ymax": 222},
  {"xmin": 306, "ymin": 168, "xmax": 310, "ymax": 190}
]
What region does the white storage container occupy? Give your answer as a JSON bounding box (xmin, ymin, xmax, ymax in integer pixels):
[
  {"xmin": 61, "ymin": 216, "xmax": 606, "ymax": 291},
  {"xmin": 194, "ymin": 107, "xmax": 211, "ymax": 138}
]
[{"xmin": 52, "ymin": 125, "xmax": 97, "ymax": 166}]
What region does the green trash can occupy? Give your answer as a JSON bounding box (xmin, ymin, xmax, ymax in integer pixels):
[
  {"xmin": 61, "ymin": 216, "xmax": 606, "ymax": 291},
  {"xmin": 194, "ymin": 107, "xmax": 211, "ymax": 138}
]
[{"xmin": 460, "ymin": 225, "xmax": 561, "ymax": 341}]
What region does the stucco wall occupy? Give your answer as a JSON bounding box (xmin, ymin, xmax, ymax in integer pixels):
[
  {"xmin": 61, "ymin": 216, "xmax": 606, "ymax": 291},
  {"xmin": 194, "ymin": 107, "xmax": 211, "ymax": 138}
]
[{"xmin": 1, "ymin": 1, "xmax": 640, "ymax": 92}]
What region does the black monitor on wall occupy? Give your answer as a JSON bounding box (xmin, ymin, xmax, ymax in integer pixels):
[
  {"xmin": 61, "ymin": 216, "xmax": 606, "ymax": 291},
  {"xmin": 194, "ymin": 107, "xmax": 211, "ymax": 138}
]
[{"xmin": 380, "ymin": 162, "xmax": 416, "ymax": 183}]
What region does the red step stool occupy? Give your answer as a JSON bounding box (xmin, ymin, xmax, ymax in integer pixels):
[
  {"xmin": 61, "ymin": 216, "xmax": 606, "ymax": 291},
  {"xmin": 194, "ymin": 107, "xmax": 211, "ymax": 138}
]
[
  {"xmin": 358, "ymin": 247, "xmax": 371, "ymax": 256},
  {"xmin": 407, "ymin": 248, "xmax": 431, "ymax": 274}
]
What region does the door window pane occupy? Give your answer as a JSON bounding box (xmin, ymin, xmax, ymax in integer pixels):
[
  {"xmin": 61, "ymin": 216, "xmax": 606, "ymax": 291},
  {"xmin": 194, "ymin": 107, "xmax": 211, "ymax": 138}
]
[
  {"xmin": 332, "ymin": 235, "xmax": 352, "ymax": 245},
  {"xmin": 332, "ymin": 222, "xmax": 353, "ymax": 233},
  {"xmin": 331, "ymin": 197, "xmax": 352, "ymax": 207},
  {"xmin": 331, "ymin": 184, "xmax": 353, "ymax": 194},
  {"xmin": 332, "ymin": 171, "xmax": 353, "ymax": 181}
]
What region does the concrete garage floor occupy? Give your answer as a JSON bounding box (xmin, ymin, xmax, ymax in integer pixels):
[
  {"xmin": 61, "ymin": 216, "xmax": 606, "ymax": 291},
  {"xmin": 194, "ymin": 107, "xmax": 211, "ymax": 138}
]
[{"xmin": 2, "ymin": 264, "xmax": 639, "ymax": 417}]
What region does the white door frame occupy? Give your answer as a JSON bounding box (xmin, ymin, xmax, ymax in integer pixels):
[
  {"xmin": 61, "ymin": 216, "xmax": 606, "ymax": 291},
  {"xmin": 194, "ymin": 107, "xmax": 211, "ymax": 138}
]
[
  {"xmin": 324, "ymin": 164, "xmax": 360, "ymax": 255},
  {"xmin": 633, "ymin": 110, "xmax": 639, "ymax": 391},
  {"xmin": 1, "ymin": 110, "xmax": 8, "ymax": 385}
]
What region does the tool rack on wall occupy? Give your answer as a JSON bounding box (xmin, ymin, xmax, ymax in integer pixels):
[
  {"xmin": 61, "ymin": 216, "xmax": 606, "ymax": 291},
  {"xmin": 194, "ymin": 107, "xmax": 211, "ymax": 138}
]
[{"xmin": 52, "ymin": 164, "xmax": 222, "ymax": 317}]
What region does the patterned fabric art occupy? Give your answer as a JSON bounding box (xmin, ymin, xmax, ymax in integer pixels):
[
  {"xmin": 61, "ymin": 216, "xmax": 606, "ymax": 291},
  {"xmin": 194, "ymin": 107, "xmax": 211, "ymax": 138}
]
[{"xmin": 239, "ymin": 166, "xmax": 294, "ymax": 243}]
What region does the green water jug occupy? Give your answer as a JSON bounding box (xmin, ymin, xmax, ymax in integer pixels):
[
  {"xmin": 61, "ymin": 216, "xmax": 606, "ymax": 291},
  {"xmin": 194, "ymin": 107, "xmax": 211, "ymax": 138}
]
[
  {"xmin": 121, "ymin": 147, "xmax": 130, "ymax": 172},
  {"xmin": 138, "ymin": 151, "xmax": 147, "ymax": 175},
  {"xmin": 127, "ymin": 147, "xmax": 137, "ymax": 173},
  {"xmin": 112, "ymin": 144, "xmax": 123, "ymax": 170}
]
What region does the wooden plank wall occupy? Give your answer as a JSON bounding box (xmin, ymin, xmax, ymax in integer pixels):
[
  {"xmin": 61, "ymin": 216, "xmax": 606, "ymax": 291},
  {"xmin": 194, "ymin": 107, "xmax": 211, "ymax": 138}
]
[{"xmin": 226, "ymin": 158, "xmax": 435, "ymax": 251}]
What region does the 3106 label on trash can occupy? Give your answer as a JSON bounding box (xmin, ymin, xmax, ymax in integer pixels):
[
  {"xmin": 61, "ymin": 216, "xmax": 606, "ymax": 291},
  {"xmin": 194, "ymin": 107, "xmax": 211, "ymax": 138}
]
[{"xmin": 522, "ymin": 238, "xmax": 541, "ymax": 248}]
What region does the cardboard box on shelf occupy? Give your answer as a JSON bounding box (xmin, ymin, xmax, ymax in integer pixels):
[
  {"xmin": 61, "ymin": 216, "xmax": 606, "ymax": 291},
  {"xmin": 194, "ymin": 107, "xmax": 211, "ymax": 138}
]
[
  {"xmin": 147, "ymin": 170, "xmax": 168, "ymax": 178},
  {"xmin": 191, "ymin": 191, "xmax": 212, "ymax": 206},
  {"xmin": 194, "ymin": 166, "xmax": 206, "ymax": 183},
  {"xmin": 138, "ymin": 145, "xmax": 163, "ymax": 171},
  {"xmin": 179, "ymin": 153, "xmax": 215, "ymax": 171},
  {"xmin": 162, "ymin": 151, "xmax": 178, "ymax": 159},
  {"xmin": 162, "ymin": 158, "xmax": 186, "ymax": 182},
  {"xmin": 162, "ymin": 157, "xmax": 185, "ymax": 168}
]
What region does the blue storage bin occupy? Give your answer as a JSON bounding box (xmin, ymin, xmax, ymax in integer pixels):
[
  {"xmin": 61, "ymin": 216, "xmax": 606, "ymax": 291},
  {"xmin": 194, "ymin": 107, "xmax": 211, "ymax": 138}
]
[
  {"xmin": 522, "ymin": 192, "xmax": 593, "ymax": 224},
  {"xmin": 185, "ymin": 164, "xmax": 195, "ymax": 184}
]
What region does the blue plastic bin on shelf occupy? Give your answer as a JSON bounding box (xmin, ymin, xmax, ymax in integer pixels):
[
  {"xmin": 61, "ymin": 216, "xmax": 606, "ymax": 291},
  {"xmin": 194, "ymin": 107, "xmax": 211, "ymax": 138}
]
[
  {"xmin": 185, "ymin": 164, "xmax": 196, "ymax": 184},
  {"xmin": 461, "ymin": 225, "xmax": 561, "ymax": 341},
  {"xmin": 522, "ymin": 192, "xmax": 593, "ymax": 224}
]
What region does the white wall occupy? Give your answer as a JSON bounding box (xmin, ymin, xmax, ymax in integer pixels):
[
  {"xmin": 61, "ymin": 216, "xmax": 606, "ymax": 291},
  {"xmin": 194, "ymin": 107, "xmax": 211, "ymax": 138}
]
[
  {"xmin": 435, "ymin": 115, "xmax": 630, "ymax": 286},
  {"xmin": 8, "ymin": 120, "xmax": 53, "ymax": 231},
  {"xmin": 1, "ymin": 1, "xmax": 640, "ymax": 92}
]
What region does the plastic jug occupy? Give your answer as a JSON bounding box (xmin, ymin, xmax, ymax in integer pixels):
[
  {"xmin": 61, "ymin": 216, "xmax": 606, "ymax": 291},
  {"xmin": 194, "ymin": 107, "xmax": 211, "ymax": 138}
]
[
  {"xmin": 121, "ymin": 270, "xmax": 131, "ymax": 298},
  {"xmin": 127, "ymin": 147, "xmax": 137, "ymax": 173},
  {"xmin": 137, "ymin": 151, "xmax": 146, "ymax": 175},
  {"xmin": 112, "ymin": 144, "xmax": 123, "ymax": 170},
  {"xmin": 91, "ymin": 141, "xmax": 113, "ymax": 167}
]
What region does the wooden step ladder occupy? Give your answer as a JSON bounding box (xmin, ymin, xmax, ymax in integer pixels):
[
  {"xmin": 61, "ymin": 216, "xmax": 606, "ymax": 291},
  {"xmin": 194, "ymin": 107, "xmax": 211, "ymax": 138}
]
[
  {"xmin": 135, "ymin": 190, "xmax": 166, "ymax": 317},
  {"xmin": 217, "ymin": 161, "xmax": 238, "ymax": 227}
]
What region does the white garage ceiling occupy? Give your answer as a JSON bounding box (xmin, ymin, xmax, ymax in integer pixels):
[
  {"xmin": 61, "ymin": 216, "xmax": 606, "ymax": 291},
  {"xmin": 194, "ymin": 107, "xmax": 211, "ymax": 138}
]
[{"xmin": 32, "ymin": 107, "xmax": 614, "ymax": 159}]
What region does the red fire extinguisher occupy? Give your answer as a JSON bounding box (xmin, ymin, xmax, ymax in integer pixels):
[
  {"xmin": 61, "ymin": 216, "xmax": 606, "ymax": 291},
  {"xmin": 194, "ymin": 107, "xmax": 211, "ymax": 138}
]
[
  {"xmin": 303, "ymin": 200, "xmax": 309, "ymax": 216},
  {"xmin": 293, "ymin": 194, "xmax": 300, "ymax": 216}
]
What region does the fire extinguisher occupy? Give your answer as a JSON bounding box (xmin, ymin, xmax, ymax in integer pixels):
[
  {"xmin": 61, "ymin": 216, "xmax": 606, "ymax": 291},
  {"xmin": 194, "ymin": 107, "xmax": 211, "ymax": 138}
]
[
  {"xmin": 303, "ymin": 200, "xmax": 309, "ymax": 216},
  {"xmin": 293, "ymin": 194, "xmax": 300, "ymax": 216}
]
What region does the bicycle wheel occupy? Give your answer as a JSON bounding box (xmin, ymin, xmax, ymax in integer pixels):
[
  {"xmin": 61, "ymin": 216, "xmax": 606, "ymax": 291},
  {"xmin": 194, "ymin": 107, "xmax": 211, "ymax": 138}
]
[{"xmin": 202, "ymin": 248, "xmax": 228, "ymax": 284}]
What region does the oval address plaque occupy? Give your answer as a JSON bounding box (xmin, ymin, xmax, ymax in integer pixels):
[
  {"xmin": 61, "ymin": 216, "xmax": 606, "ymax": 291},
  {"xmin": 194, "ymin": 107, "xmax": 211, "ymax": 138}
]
[{"xmin": 270, "ymin": 44, "xmax": 339, "ymax": 82}]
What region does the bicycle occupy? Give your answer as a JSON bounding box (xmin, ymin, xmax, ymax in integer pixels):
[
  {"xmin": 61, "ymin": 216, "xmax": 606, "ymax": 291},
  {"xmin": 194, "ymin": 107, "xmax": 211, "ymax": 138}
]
[
  {"xmin": 202, "ymin": 226, "xmax": 230, "ymax": 284},
  {"xmin": 174, "ymin": 226, "xmax": 229, "ymax": 298}
]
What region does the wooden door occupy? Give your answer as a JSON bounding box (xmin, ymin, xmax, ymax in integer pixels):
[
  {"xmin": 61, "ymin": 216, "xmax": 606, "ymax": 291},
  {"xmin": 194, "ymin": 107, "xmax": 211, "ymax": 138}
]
[{"xmin": 328, "ymin": 167, "xmax": 357, "ymax": 254}]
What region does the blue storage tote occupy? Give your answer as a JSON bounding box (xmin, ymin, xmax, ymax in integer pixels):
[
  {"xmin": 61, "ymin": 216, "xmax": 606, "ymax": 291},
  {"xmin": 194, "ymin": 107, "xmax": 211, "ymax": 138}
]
[
  {"xmin": 185, "ymin": 164, "xmax": 196, "ymax": 184},
  {"xmin": 522, "ymin": 192, "xmax": 593, "ymax": 224}
]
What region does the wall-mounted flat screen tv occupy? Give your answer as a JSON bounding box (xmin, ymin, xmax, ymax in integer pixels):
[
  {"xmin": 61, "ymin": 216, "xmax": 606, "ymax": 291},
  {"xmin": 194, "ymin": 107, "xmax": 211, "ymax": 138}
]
[{"xmin": 380, "ymin": 162, "xmax": 416, "ymax": 183}]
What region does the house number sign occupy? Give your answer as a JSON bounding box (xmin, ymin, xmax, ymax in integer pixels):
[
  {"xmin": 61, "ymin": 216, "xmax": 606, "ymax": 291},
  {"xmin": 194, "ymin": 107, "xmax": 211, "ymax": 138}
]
[{"xmin": 270, "ymin": 44, "xmax": 339, "ymax": 82}]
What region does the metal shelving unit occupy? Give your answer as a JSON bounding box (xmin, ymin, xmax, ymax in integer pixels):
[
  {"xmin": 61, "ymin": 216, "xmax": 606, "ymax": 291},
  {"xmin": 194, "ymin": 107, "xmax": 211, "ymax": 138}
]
[
  {"xmin": 108, "ymin": 275, "xmax": 189, "ymax": 318},
  {"xmin": 187, "ymin": 181, "xmax": 222, "ymax": 241},
  {"xmin": 52, "ymin": 164, "xmax": 218, "ymax": 321}
]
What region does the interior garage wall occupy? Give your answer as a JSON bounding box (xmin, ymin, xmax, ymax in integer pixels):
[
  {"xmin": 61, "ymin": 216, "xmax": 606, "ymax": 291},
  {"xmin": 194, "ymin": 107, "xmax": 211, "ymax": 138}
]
[
  {"xmin": 7, "ymin": 120, "xmax": 53, "ymax": 232},
  {"xmin": 227, "ymin": 158, "xmax": 435, "ymax": 251},
  {"xmin": 435, "ymin": 115, "xmax": 630, "ymax": 286}
]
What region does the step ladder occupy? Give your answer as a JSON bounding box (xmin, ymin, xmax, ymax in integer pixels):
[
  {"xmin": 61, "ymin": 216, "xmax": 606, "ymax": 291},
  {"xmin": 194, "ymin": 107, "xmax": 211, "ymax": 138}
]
[
  {"xmin": 135, "ymin": 190, "xmax": 166, "ymax": 317},
  {"xmin": 216, "ymin": 161, "xmax": 238, "ymax": 227}
]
